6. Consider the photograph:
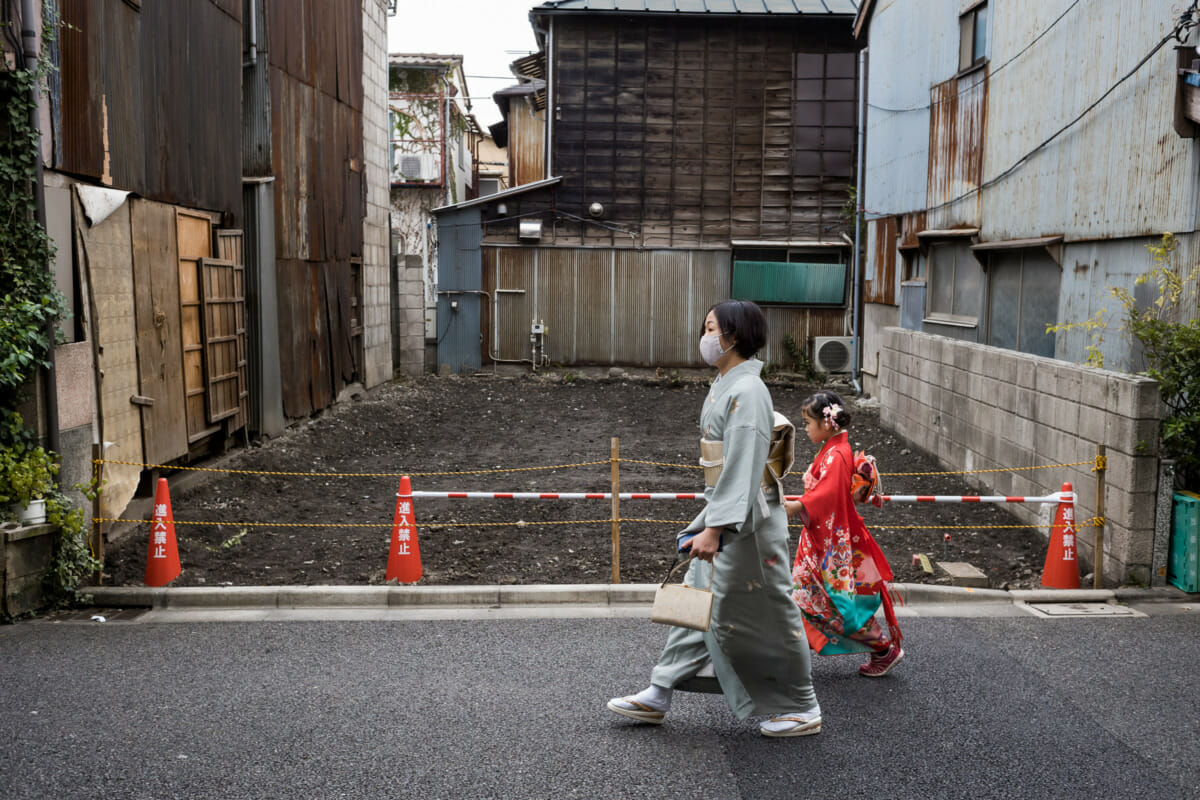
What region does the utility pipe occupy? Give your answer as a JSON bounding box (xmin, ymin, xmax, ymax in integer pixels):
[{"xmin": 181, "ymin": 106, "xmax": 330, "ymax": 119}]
[
  {"xmin": 850, "ymin": 46, "xmax": 868, "ymax": 397},
  {"xmin": 21, "ymin": 0, "xmax": 60, "ymax": 456}
]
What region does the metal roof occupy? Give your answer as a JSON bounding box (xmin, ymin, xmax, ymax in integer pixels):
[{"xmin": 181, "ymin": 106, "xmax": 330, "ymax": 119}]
[
  {"xmin": 532, "ymin": 0, "xmax": 859, "ymax": 15},
  {"xmin": 387, "ymin": 53, "xmax": 464, "ymax": 67}
]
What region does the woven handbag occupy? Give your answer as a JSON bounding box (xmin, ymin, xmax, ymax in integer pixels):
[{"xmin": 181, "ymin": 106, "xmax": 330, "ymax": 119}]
[{"xmin": 651, "ymin": 557, "xmax": 712, "ymax": 632}]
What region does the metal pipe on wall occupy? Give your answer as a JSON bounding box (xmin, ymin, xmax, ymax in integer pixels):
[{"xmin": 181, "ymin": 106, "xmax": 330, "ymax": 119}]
[
  {"xmin": 850, "ymin": 45, "xmax": 867, "ymax": 396},
  {"xmin": 21, "ymin": 0, "xmax": 60, "ymax": 455}
]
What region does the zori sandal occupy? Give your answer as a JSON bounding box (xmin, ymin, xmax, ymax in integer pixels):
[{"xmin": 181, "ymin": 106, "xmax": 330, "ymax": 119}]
[
  {"xmin": 759, "ymin": 712, "xmax": 822, "ymax": 738},
  {"xmin": 606, "ymin": 696, "xmax": 667, "ymax": 724}
]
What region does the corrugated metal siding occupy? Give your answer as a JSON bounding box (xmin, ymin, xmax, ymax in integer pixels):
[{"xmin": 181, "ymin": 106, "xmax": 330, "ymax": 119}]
[
  {"xmin": 267, "ymin": 0, "xmax": 366, "ymax": 413},
  {"xmin": 926, "ymin": 69, "xmax": 986, "ymax": 230},
  {"xmin": 58, "ymin": 0, "xmax": 242, "ymax": 221},
  {"xmin": 509, "ymin": 94, "xmax": 546, "ymax": 186},
  {"xmin": 436, "ymin": 208, "xmax": 483, "ymax": 372},
  {"xmin": 484, "ymin": 245, "xmax": 844, "ymax": 366},
  {"xmin": 863, "ymin": 215, "xmax": 898, "ymax": 305},
  {"xmin": 981, "ymin": 0, "xmax": 1200, "ymax": 240},
  {"xmin": 243, "ymin": 0, "xmax": 273, "ymax": 177}
]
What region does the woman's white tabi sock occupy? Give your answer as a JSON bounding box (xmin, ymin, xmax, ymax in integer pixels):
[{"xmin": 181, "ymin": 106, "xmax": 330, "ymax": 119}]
[{"xmin": 631, "ymin": 684, "xmax": 672, "ymax": 711}]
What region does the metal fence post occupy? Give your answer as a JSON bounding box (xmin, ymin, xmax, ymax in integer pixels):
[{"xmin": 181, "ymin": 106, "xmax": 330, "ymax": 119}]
[{"xmin": 610, "ymin": 437, "xmax": 620, "ymax": 584}]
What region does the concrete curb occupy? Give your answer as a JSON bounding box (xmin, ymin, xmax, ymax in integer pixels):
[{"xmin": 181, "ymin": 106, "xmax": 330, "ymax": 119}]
[{"xmin": 81, "ymin": 582, "xmax": 1195, "ymax": 611}]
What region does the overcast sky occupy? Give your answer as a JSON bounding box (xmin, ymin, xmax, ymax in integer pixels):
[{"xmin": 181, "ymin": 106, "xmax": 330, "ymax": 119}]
[{"xmin": 387, "ymin": 0, "xmax": 544, "ymax": 128}]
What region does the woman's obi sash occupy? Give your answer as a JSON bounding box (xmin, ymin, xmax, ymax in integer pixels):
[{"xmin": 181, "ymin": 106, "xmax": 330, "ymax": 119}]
[{"xmin": 699, "ymin": 411, "xmax": 795, "ymax": 497}]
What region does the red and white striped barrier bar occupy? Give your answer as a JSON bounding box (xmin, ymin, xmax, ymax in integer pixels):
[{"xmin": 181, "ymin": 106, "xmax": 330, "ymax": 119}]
[
  {"xmin": 406, "ymin": 490, "xmax": 1074, "ymax": 505},
  {"xmin": 871, "ymin": 492, "xmax": 1071, "ymax": 505},
  {"xmin": 408, "ymin": 491, "xmax": 705, "ymax": 500}
]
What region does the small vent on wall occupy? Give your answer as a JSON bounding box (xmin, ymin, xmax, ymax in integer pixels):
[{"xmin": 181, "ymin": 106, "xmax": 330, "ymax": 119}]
[{"xmin": 812, "ymin": 336, "xmax": 854, "ymax": 373}]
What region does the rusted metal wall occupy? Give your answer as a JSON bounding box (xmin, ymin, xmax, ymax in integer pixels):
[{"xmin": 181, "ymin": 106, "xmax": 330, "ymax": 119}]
[
  {"xmin": 266, "ymin": 0, "xmax": 365, "ymax": 418},
  {"xmin": 57, "ymin": 0, "xmax": 242, "ymax": 222},
  {"xmin": 482, "ymin": 245, "xmax": 844, "ymax": 367},
  {"xmin": 864, "ymin": 215, "xmax": 898, "ymax": 305},
  {"xmin": 981, "ymin": 0, "xmax": 1200, "ymax": 240},
  {"xmin": 926, "ymin": 69, "xmax": 987, "ymax": 230},
  {"xmin": 536, "ymin": 15, "xmax": 856, "ymax": 249},
  {"xmin": 509, "ymin": 94, "xmax": 546, "ymax": 187}
]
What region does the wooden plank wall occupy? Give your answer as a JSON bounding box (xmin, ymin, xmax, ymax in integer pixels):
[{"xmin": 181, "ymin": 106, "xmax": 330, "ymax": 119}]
[
  {"xmin": 57, "ymin": 0, "xmax": 243, "ymax": 222},
  {"xmin": 74, "ymin": 193, "xmax": 141, "ymax": 523},
  {"xmin": 534, "ymin": 16, "xmax": 857, "ymax": 249},
  {"xmin": 267, "ymin": 0, "xmax": 365, "ymax": 418},
  {"xmin": 130, "ymin": 199, "xmax": 188, "ymax": 465}
]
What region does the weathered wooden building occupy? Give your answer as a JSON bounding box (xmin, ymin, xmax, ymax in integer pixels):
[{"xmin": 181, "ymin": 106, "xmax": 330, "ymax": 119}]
[
  {"xmin": 9, "ymin": 0, "xmax": 391, "ymax": 532},
  {"xmin": 433, "ymin": 0, "xmax": 861, "ymax": 374}
]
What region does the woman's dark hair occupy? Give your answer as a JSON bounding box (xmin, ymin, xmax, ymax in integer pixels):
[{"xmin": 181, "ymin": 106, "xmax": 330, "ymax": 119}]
[
  {"xmin": 704, "ymin": 300, "xmax": 767, "ymax": 358},
  {"xmin": 801, "ymin": 390, "xmax": 851, "ymax": 429}
]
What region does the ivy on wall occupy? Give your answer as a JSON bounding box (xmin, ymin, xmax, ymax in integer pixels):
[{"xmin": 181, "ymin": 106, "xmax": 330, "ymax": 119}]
[{"xmin": 1, "ymin": 11, "xmax": 100, "ymax": 613}]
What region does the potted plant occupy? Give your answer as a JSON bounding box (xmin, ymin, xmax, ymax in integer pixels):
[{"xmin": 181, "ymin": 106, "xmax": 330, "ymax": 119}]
[{"xmin": 0, "ymin": 438, "xmax": 58, "ymax": 526}]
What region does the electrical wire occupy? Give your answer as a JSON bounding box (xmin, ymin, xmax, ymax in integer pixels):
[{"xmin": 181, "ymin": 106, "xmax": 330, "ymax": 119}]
[{"xmin": 868, "ymin": 0, "xmax": 1083, "ymax": 114}]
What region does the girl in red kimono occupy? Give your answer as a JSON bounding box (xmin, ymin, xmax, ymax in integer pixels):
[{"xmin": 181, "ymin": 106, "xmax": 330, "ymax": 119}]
[{"xmin": 784, "ymin": 390, "xmax": 904, "ymax": 677}]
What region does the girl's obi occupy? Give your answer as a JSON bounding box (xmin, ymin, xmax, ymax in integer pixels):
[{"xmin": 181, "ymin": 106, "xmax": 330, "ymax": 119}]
[{"xmin": 699, "ymin": 412, "xmax": 795, "ymax": 497}]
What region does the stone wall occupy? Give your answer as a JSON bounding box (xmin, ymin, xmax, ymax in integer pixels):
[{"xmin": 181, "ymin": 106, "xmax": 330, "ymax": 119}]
[
  {"xmin": 879, "ymin": 327, "xmax": 1162, "ymax": 584},
  {"xmin": 360, "ymin": 0, "xmax": 393, "ymax": 387}
]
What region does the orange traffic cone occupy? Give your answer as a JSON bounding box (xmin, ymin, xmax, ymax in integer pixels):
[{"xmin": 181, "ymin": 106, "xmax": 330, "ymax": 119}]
[
  {"xmin": 144, "ymin": 478, "xmax": 182, "ymax": 586},
  {"xmin": 385, "ymin": 476, "xmax": 422, "ymax": 583},
  {"xmin": 1041, "ymin": 482, "xmax": 1080, "ymax": 589}
]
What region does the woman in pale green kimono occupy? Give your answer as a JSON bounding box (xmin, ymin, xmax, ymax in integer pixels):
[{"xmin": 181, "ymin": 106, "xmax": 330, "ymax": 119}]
[{"xmin": 607, "ymin": 300, "xmax": 821, "ymax": 737}]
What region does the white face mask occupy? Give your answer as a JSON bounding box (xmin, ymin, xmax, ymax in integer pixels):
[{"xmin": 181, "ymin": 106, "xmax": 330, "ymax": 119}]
[{"xmin": 699, "ymin": 333, "xmax": 730, "ymax": 366}]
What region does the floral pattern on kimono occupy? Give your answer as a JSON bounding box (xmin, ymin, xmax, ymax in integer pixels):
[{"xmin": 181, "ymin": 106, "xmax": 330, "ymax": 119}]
[{"xmin": 790, "ymin": 430, "xmax": 901, "ymax": 656}]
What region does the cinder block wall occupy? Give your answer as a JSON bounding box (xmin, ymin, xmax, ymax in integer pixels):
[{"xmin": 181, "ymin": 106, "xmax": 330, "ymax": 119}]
[
  {"xmin": 879, "ymin": 327, "xmax": 1161, "ymax": 584},
  {"xmin": 360, "ymin": 0, "xmax": 393, "ymax": 387}
]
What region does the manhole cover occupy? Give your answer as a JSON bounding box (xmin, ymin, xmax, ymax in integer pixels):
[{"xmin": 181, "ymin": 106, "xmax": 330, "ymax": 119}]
[{"xmin": 1023, "ymin": 602, "xmax": 1145, "ymax": 618}]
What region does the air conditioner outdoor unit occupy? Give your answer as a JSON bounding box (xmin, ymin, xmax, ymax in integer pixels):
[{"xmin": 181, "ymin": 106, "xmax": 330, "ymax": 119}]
[{"xmin": 811, "ymin": 336, "xmax": 854, "ymax": 373}]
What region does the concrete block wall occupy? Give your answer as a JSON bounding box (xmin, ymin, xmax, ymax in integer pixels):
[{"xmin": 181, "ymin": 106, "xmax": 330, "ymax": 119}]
[
  {"xmin": 360, "ymin": 0, "xmax": 393, "ymax": 388},
  {"xmin": 879, "ymin": 327, "xmax": 1162, "ymax": 585},
  {"xmin": 391, "ymin": 254, "xmax": 425, "ymax": 376}
]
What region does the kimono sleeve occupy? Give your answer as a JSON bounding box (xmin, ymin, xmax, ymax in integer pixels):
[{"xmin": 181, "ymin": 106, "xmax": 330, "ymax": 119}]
[
  {"xmin": 801, "ymin": 446, "xmax": 852, "ymax": 520},
  {"xmin": 702, "ymin": 399, "xmax": 771, "ymax": 533}
]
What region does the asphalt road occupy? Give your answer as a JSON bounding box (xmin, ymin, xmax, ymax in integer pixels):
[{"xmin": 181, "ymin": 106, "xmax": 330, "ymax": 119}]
[{"xmin": 2, "ymin": 606, "xmax": 1199, "ymax": 799}]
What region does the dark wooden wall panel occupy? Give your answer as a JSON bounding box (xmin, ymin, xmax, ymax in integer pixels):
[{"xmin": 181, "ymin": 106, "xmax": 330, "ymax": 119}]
[
  {"xmin": 58, "ymin": 0, "xmax": 241, "ymax": 223},
  {"xmin": 544, "ymin": 15, "xmax": 856, "ymax": 249},
  {"xmin": 266, "ymin": 0, "xmax": 364, "ymax": 419}
]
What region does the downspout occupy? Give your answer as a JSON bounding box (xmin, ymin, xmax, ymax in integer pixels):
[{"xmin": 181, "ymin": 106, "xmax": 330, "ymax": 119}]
[
  {"xmin": 22, "ymin": 0, "xmax": 60, "ymax": 455},
  {"xmin": 245, "ymin": 0, "xmax": 257, "ymax": 66},
  {"xmin": 544, "ymin": 17, "xmax": 553, "ymax": 178},
  {"xmin": 850, "ymin": 45, "xmax": 867, "ymax": 396}
]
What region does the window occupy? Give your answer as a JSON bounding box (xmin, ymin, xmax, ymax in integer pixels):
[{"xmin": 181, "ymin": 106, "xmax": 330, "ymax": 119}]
[
  {"xmin": 984, "ymin": 250, "xmax": 1060, "ymax": 357},
  {"xmin": 731, "ymin": 247, "xmax": 848, "ymax": 306},
  {"xmin": 926, "ymin": 241, "xmax": 983, "ymax": 325},
  {"xmin": 901, "ymin": 249, "xmax": 923, "ymax": 281},
  {"xmin": 791, "ymin": 52, "xmax": 857, "ymax": 180},
  {"xmin": 959, "ymin": 2, "xmax": 988, "ymax": 73}
]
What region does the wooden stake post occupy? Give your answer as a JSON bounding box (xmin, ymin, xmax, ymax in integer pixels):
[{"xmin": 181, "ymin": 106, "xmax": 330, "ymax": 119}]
[
  {"xmin": 91, "ymin": 443, "xmax": 104, "ymax": 585},
  {"xmin": 610, "ymin": 437, "xmax": 620, "ymax": 584},
  {"xmin": 1094, "ymin": 443, "xmax": 1106, "ymax": 589}
]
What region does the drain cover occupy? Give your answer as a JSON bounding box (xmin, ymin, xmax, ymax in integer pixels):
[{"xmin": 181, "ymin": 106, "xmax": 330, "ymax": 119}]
[{"xmin": 1023, "ymin": 602, "xmax": 1145, "ymax": 618}]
